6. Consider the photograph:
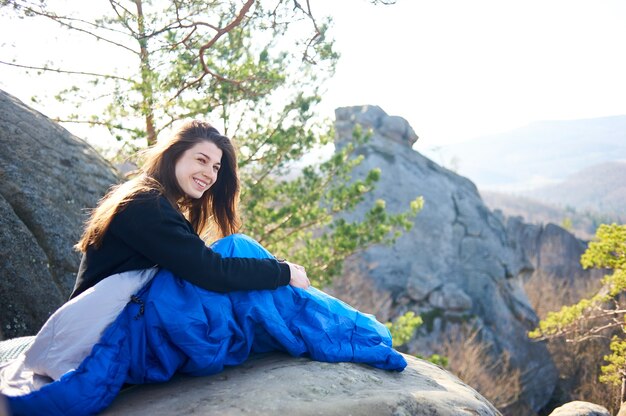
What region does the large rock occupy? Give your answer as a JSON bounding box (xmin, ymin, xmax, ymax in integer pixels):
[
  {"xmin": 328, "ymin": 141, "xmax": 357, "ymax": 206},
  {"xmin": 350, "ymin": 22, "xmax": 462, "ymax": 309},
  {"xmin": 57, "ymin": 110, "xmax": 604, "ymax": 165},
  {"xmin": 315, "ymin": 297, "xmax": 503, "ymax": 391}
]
[
  {"xmin": 0, "ymin": 89, "xmax": 119, "ymax": 339},
  {"xmin": 102, "ymin": 353, "xmax": 501, "ymax": 415},
  {"xmin": 328, "ymin": 105, "xmax": 558, "ymax": 414},
  {"xmin": 548, "ymin": 401, "xmax": 610, "ymax": 416}
]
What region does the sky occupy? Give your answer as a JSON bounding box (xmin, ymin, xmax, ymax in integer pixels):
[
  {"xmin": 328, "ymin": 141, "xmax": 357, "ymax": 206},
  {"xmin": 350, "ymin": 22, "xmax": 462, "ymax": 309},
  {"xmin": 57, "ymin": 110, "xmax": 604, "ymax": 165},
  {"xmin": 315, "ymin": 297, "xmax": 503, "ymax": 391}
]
[
  {"xmin": 1, "ymin": 0, "xmax": 626, "ymax": 154},
  {"xmin": 313, "ymin": 0, "xmax": 626, "ymax": 151}
]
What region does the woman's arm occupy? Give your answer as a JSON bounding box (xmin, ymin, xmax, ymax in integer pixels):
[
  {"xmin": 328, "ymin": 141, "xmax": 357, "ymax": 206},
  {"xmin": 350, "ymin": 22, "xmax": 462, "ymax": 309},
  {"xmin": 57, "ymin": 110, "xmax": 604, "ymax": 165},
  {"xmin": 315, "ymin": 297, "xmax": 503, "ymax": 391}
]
[{"xmin": 110, "ymin": 194, "xmax": 293, "ymax": 292}]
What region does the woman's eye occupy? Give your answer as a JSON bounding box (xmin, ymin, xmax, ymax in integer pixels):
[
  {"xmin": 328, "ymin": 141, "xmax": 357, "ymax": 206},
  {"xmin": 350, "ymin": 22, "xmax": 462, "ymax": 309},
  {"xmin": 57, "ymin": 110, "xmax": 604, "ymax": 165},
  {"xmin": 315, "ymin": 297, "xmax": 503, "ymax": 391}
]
[{"xmin": 197, "ymin": 158, "xmax": 207, "ymax": 164}]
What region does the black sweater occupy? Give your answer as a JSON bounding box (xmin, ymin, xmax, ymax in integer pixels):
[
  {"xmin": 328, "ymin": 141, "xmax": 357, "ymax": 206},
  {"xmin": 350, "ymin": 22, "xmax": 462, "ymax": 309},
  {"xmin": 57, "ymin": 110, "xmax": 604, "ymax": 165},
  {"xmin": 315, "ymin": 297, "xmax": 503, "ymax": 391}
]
[{"xmin": 69, "ymin": 192, "xmax": 290, "ymax": 299}]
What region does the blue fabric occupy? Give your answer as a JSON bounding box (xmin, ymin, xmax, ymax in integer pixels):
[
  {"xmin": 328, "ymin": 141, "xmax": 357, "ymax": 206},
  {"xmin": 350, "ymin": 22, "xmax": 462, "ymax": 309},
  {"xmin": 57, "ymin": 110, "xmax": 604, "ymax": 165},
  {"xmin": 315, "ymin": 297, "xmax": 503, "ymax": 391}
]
[{"xmin": 8, "ymin": 234, "xmax": 406, "ymax": 415}]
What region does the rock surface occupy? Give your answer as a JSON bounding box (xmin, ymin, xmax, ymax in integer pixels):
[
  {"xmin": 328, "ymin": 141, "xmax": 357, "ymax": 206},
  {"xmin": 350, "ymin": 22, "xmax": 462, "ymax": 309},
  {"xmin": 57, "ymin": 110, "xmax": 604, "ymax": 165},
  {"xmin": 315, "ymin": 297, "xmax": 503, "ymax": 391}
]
[
  {"xmin": 102, "ymin": 353, "xmax": 501, "ymax": 416},
  {"xmin": 548, "ymin": 400, "xmax": 610, "ymax": 416},
  {"xmin": 0, "ymin": 89, "xmax": 119, "ymax": 339},
  {"xmin": 503, "ymin": 218, "xmax": 604, "ymax": 314},
  {"xmin": 328, "ymin": 105, "xmax": 558, "ymax": 414}
]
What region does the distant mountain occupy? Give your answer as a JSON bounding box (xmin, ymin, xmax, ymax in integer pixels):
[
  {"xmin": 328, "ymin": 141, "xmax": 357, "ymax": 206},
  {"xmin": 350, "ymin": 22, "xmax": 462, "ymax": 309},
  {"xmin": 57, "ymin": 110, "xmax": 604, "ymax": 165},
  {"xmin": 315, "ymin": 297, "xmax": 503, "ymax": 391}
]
[
  {"xmin": 419, "ymin": 115, "xmax": 626, "ymax": 192},
  {"xmin": 479, "ymin": 190, "xmax": 620, "ymax": 241},
  {"xmin": 523, "ymin": 161, "xmax": 626, "ymax": 217},
  {"xmin": 480, "ymin": 161, "xmax": 626, "ymax": 240}
]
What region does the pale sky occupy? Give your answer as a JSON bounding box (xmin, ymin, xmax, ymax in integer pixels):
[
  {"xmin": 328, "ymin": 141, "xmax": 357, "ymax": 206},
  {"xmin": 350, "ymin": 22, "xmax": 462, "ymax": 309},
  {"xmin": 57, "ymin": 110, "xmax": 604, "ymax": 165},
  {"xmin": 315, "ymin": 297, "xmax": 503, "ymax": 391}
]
[
  {"xmin": 1, "ymin": 0, "xmax": 626, "ymax": 152},
  {"xmin": 316, "ymin": 0, "xmax": 626, "ymax": 151}
]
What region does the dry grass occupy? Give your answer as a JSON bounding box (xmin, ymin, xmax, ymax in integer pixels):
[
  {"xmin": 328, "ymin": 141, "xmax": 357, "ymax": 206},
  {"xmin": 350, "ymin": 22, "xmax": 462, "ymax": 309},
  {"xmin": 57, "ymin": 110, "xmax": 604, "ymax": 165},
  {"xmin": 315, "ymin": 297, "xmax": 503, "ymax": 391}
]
[
  {"xmin": 523, "ymin": 270, "xmax": 602, "ymax": 320},
  {"xmin": 436, "ymin": 325, "xmax": 524, "ymax": 414}
]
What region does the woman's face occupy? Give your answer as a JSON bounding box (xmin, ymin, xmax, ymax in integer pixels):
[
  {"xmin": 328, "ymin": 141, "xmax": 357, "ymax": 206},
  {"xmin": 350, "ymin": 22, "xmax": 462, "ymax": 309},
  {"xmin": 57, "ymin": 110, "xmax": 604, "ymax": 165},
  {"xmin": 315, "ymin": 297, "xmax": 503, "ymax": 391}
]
[{"xmin": 174, "ymin": 140, "xmax": 223, "ymax": 199}]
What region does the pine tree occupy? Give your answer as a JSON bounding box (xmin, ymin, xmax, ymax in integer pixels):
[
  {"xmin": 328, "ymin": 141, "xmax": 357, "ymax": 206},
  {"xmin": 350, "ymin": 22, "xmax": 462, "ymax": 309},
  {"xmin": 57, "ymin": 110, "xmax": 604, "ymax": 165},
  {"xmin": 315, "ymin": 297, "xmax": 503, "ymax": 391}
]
[{"xmin": 1, "ymin": 0, "xmax": 421, "ymax": 286}]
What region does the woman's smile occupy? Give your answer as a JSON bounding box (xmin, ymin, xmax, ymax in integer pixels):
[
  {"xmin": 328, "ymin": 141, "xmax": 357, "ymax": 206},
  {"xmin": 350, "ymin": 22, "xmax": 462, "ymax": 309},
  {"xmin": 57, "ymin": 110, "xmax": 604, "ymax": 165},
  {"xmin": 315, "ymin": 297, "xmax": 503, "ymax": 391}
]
[{"xmin": 193, "ymin": 177, "xmax": 208, "ymax": 189}]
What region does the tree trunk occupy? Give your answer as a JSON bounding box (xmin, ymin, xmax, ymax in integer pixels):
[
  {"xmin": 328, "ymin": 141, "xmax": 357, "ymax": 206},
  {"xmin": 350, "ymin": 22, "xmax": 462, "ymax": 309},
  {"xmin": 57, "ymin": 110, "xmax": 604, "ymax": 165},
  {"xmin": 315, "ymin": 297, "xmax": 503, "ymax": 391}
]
[{"xmin": 134, "ymin": 0, "xmax": 157, "ymax": 146}]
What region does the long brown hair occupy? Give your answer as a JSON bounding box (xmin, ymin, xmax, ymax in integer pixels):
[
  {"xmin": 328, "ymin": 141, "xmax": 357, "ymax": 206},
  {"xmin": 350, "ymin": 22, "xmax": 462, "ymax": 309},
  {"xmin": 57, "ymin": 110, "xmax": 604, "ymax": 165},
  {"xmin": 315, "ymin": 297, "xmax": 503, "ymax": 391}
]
[{"xmin": 75, "ymin": 120, "xmax": 241, "ymax": 252}]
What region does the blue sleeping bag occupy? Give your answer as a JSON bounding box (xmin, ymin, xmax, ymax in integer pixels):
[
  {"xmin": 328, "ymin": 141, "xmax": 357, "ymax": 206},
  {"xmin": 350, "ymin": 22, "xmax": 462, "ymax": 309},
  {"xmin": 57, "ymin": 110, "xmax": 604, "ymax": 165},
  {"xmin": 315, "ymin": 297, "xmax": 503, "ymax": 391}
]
[{"xmin": 8, "ymin": 234, "xmax": 406, "ymax": 415}]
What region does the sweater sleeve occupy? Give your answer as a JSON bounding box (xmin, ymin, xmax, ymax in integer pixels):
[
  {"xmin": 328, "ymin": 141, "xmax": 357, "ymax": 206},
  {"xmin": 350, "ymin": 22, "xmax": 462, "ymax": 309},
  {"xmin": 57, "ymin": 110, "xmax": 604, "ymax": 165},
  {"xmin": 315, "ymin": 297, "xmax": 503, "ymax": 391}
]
[{"xmin": 108, "ymin": 194, "xmax": 291, "ymax": 293}]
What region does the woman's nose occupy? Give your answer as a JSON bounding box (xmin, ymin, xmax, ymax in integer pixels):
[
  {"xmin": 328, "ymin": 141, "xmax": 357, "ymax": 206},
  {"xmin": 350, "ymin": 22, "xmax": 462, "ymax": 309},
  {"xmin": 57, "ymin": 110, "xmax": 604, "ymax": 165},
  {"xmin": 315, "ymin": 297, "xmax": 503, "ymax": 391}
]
[{"xmin": 203, "ymin": 168, "xmax": 216, "ymax": 182}]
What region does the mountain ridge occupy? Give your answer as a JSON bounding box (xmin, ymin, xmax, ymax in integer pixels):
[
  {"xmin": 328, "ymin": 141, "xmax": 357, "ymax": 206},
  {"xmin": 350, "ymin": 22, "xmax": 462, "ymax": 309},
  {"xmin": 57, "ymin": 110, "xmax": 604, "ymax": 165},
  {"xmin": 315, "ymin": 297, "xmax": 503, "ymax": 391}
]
[{"xmin": 419, "ymin": 115, "xmax": 626, "ymax": 192}]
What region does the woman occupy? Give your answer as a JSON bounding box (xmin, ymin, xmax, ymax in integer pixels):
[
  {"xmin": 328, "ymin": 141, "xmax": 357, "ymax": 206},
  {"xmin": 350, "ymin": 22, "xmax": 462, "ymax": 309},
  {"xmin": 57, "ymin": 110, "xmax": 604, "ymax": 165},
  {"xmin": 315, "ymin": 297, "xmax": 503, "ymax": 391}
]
[
  {"xmin": 1, "ymin": 121, "xmax": 405, "ymax": 416},
  {"xmin": 70, "ymin": 120, "xmax": 310, "ymax": 299}
]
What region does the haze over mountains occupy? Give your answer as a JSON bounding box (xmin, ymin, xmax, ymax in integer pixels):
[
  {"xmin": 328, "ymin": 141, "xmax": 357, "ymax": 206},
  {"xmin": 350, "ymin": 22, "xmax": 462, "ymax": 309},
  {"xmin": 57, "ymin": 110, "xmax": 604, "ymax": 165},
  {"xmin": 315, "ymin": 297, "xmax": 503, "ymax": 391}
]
[
  {"xmin": 526, "ymin": 161, "xmax": 626, "ymax": 216},
  {"xmin": 418, "ymin": 115, "xmax": 626, "ymax": 239},
  {"xmin": 420, "ymin": 115, "xmax": 626, "ymax": 192}
]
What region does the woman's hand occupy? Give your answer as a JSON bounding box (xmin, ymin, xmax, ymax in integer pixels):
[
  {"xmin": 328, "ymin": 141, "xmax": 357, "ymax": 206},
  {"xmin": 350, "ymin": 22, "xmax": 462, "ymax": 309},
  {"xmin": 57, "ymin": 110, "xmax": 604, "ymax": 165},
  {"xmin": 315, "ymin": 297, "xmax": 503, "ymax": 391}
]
[{"xmin": 286, "ymin": 261, "xmax": 310, "ymax": 289}]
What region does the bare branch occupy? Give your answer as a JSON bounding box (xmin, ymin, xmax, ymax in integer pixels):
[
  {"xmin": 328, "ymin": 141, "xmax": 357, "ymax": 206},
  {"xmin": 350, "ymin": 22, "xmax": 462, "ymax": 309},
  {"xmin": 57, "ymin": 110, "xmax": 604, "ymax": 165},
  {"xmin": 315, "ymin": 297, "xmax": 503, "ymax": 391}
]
[
  {"xmin": 291, "ymin": 0, "xmax": 321, "ymax": 64},
  {"xmin": 0, "ymin": 60, "xmax": 132, "ymax": 82},
  {"xmin": 108, "ymin": 0, "xmax": 138, "ymax": 36},
  {"xmin": 16, "ymin": 3, "xmax": 137, "ymax": 54},
  {"xmin": 198, "ymin": 0, "xmax": 255, "ymax": 60},
  {"xmin": 167, "ymin": 0, "xmax": 255, "ymax": 98}
]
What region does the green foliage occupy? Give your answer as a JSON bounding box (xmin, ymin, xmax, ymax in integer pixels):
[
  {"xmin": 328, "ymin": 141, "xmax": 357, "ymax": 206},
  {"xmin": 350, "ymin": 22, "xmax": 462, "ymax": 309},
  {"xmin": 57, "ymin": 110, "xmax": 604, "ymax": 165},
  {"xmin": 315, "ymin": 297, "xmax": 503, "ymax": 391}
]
[
  {"xmin": 3, "ymin": 1, "xmax": 421, "ymax": 286},
  {"xmin": 527, "ymin": 293, "xmax": 609, "ymax": 339},
  {"xmin": 600, "ymin": 335, "xmax": 626, "ymax": 386},
  {"xmin": 425, "ymin": 353, "xmax": 449, "ymax": 368},
  {"xmin": 238, "ymin": 121, "xmax": 423, "ymax": 286},
  {"xmin": 413, "ymin": 352, "xmax": 449, "ymax": 367},
  {"xmin": 386, "ymin": 310, "xmax": 451, "ymax": 369},
  {"xmin": 385, "ymin": 311, "xmax": 423, "ymax": 347},
  {"xmin": 529, "ymin": 223, "xmax": 626, "ymax": 389},
  {"xmin": 581, "ymin": 224, "xmax": 626, "ymax": 271},
  {"xmin": 561, "ymin": 217, "xmax": 573, "ymax": 232}
]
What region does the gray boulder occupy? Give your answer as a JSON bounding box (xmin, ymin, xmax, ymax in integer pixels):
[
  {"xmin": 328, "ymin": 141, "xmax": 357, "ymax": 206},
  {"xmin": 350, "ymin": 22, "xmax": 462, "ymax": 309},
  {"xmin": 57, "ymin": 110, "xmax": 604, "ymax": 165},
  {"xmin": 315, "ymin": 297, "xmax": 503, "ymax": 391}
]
[
  {"xmin": 0, "ymin": 89, "xmax": 119, "ymax": 339},
  {"xmin": 548, "ymin": 401, "xmax": 610, "ymax": 416},
  {"xmin": 102, "ymin": 353, "xmax": 501, "ymax": 416},
  {"xmin": 328, "ymin": 105, "xmax": 558, "ymax": 414}
]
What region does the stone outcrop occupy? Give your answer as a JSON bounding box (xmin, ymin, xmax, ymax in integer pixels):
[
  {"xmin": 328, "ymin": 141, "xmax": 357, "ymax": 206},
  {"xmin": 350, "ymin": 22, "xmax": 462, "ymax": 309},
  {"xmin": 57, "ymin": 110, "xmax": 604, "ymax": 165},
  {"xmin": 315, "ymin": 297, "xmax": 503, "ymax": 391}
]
[
  {"xmin": 102, "ymin": 353, "xmax": 501, "ymax": 416},
  {"xmin": 328, "ymin": 105, "xmax": 558, "ymax": 414},
  {"xmin": 502, "ymin": 218, "xmax": 604, "ymax": 313},
  {"xmin": 0, "ymin": 89, "xmax": 119, "ymax": 339},
  {"xmin": 548, "ymin": 401, "xmax": 610, "ymax": 416}
]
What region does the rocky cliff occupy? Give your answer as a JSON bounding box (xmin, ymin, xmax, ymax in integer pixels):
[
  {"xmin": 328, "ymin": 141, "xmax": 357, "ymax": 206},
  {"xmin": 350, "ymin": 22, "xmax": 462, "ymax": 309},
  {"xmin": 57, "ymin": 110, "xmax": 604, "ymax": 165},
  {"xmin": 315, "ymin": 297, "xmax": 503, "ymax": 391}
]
[
  {"xmin": 0, "ymin": 89, "xmax": 119, "ymax": 339},
  {"xmin": 503, "ymin": 217, "xmax": 604, "ymax": 317},
  {"xmin": 327, "ymin": 105, "xmax": 559, "ymax": 414}
]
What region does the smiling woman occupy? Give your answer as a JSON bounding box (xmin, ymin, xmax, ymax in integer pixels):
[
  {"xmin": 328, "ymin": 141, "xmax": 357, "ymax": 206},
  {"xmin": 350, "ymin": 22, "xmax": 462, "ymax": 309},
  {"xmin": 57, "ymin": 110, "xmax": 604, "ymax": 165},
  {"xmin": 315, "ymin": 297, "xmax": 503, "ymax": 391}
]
[{"xmin": 70, "ymin": 119, "xmax": 310, "ymax": 298}]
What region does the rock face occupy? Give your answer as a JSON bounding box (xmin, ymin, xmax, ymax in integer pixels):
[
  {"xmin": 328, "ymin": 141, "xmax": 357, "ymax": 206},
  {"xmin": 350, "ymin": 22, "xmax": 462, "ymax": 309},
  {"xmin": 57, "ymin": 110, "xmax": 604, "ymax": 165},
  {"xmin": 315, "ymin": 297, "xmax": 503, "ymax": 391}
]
[
  {"xmin": 102, "ymin": 353, "xmax": 501, "ymax": 416},
  {"xmin": 328, "ymin": 106, "xmax": 558, "ymax": 414},
  {"xmin": 503, "ymin": 218, "xmax": 609, "ymax": 410},
  {"xmin": 0, "ymin": 89, "xmax": 119, "ymax": 339},
  {"xmin": 503, "ymin": 218, "xmax": 604, "ymax": 312}
]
